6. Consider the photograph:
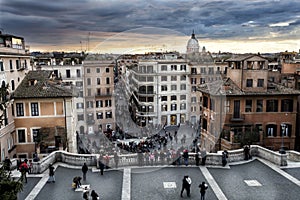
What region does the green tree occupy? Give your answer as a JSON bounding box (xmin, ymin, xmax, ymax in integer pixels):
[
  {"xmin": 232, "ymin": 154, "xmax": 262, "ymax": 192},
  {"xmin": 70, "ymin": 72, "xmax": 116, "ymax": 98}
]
[{"xmin": 0, "ymin": 83, "xmax": 23, "ymax": 200}]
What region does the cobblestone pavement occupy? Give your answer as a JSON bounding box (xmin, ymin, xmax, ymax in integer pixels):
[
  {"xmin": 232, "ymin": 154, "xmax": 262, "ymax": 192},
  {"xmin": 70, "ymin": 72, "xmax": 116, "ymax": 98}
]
[{"xmin": 15, "ymin": 157, "xmax": 300, "ymax": 200}]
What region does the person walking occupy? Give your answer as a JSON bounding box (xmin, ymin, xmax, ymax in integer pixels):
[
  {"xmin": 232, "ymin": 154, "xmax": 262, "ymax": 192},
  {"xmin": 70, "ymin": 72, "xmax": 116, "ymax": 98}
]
[
  {"xmin": 19, "ymin": 159, "xmax": 29, "ymax": 183},
  {"xmin": 114, "ymin": 151, "xmax": 119, "ymax": 168},
  {"xmin": 180, "ymin": 175, "xmax": 192, "ymax": 197},
  {"xmin": 183, "ymin": 149, "xmax": 189, "ymax": 166},
  {"xmin": 199, "ymin": 181, "xmax": 208, "ymax": 200},
  {"xmin": 90, "ymin": 190, "xmax": 99, "ymax": 200},
  {"xmin": 47, "ymin": 164, "xmax": 55, "ymax": 183},
  {"xmin": 201, "ymin": 148, "xmax": 207, "ymax": 166},
  {"xmin": 82, "ymin": 163, "xmax": 88, "ymax": 181},
  {"xmin": 82, "ymin": 186, "xmax": 89, "ymax": 200}
]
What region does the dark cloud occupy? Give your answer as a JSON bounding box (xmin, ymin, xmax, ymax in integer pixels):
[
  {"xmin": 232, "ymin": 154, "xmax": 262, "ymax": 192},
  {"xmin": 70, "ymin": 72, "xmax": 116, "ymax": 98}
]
[{"xmin": 1, "ymin": 0, "xmax": 300, "ymax": 51}]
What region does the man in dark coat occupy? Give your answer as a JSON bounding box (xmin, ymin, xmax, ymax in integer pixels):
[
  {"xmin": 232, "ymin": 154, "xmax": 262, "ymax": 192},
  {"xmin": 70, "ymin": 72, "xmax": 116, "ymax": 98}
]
[
  {"xmin": 180, "ymin": 175, "xmax": 192, "ymax": 197},
  {"xmin": 82, "ymin": 163, "xmax": 88, "ymax": 181},
  {"xmin": 199, "ymin": 181, "xmax": 208, "ymax": 200}
]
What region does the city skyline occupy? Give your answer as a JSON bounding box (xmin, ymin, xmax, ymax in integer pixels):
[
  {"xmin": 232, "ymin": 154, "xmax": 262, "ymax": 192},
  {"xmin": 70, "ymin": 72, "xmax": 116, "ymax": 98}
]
[{"xmin": 1, "ymin": 0, "xmax": 300, "ymax": 53}]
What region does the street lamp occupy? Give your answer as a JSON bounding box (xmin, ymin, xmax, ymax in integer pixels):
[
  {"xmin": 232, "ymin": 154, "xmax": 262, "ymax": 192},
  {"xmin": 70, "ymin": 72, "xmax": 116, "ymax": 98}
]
[{"xmin": 279, "ymin": 123, "xmax": 286, "ymax": 154}]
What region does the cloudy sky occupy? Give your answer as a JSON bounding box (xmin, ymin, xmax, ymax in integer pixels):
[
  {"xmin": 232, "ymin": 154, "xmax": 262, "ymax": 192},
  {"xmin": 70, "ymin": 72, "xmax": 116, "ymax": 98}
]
[{"xmin": 1, "ymin": 0, "xmax": 300, "ymax": 53}]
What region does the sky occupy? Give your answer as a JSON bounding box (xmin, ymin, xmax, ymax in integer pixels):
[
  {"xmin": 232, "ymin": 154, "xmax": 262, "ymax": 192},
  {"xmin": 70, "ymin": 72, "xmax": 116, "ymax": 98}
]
[{"xmin": 1, "ymin": 0, "xmax": 300, "ymax": 54}]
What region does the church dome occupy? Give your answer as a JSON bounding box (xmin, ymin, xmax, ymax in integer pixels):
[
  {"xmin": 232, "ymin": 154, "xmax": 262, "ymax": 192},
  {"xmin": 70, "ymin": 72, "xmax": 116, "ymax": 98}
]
[{"xmin": 186, "ymin": 31, "xmax": 199, "ymax": 54}]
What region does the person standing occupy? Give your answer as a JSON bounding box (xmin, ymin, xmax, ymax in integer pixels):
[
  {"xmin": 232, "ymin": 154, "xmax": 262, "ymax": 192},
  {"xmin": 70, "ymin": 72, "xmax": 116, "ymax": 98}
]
[
  {"xmin": 199, "ymin": 181, "xmax": 208, "ymax": 200},
  {"xmin": 201, "ymin": 148, "xmax": 207, "ymax": 166},
  {"xmin": 183, "ymin": 149, "xmax": 189, "ymax": 166},
  {"xmin": 3, "ymin": 156, "xmax": 12, "ymax": 171},
  {"xmin": 180, "ymin": 175, "xmax": 192, "ymax": 197},
  {"xmin": 90, "ymin": 190, "xmax": 99, "ymax": 200},
  {"xmin": 82, "ymin": 163, "xmax": 88, "ymax": 181},
  {"xmin": 82, "ymin": 186, "xmax": 89, "ymax": 200},
  {"xmin": 47, "ymin": 164, "xmax": 55, "ymax": 183}
]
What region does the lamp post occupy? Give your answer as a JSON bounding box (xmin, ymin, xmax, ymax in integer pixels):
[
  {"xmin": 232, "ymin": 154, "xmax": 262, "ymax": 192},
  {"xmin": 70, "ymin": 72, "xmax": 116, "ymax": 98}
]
[{"xmin": 279, "ymin": 123, "xmax": 286, "ymax": 154}]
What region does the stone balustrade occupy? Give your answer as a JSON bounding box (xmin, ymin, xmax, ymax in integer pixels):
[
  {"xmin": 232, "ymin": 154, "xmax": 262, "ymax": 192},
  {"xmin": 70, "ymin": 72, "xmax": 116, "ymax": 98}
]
[
  {"xmin": 287, "ymin": 150, "xmax": 300, "ymax": 162},
  {"xmin": 19, "ymin": 145, "xmax": 288, "ymax": 174}
]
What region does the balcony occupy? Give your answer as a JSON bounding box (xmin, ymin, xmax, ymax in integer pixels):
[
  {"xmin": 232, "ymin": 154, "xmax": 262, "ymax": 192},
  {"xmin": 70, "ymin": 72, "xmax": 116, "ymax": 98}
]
[
  {"xmin": 230, "ymin": 114, "xmax": 245, "ymax": 122},
  {"xmin": 95, "ymin": 93, "xmax": 112, "ymax": 97}
]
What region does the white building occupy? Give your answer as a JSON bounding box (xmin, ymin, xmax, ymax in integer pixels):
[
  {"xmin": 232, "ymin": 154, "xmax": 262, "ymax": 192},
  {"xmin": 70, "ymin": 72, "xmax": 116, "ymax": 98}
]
[{"xmin": 0, "ymin": 32, "xmax": 30, "ymax": 160}]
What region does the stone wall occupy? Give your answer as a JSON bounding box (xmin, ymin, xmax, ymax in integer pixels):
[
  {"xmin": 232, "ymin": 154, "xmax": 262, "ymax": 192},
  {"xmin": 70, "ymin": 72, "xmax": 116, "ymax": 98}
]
[{"xmin": 28, "ymin": 145, "xmax": 288, "ymax": 174}]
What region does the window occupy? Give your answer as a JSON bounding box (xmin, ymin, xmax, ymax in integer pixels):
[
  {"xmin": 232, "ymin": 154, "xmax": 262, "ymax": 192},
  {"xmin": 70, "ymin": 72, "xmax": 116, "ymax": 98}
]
[
  {"xmin": 161, "ymin": 65, "xmax": 167, "ymax": 71},
  {"xmin": 180, "ymin": 65, "xmax": 186, "ymax": 71},
  {"xmin": 245, "ymin": 100, "xmax": 252, "ymax": 112},
  {"xmin": 87, "ymin": 89, "xmax": 91, "ymax": 96},
  {"xmin": 171, "ymin": 103, "xmax": 177, "ymax": 111},
  {"xmin": 257, "ymin": 79, "xmax": 264, "ymax": 87},
  {"xmin": 16, "ymin": 103, "xmax": 24, "ymax": 116},
  {"xmin": 96, "ymin": 100, "xmax": 103, "ymax": 108},
  {"xmin": 161, "ymin": 76, "xmax": 167, "ymax": 81},
  {"xmin": 10, "ymin": 60, "xmax": 13, "ymax": 71},
  {"xmin": 171, "ymin": 65, "xmax": 177, "ymax": 71},
  {"xmin": 86, "ymin": 68, "xmax": 90, "ymax": 73},
  {"xmin": 106, "ymin": 77, "xmax": 110, "ymax": 84},
  {"xmin": 66, "ymin": 69, "xmax": 71, "ymax": 78},
  {"xmin": 106, "ymin": 111, "xmax": 112, "ymax": 118},
  {"xmin": 180, "ymin": 103, "xmax": 186, "ymax": 110},
  {"xmin": 76, "ymin": 81, "xmax": 83, "ymax": 87},
  {"xmin": 105, "ymin": 100, "xmax": 111, "ymax": 107},
  {"xmin": 201, "ymin": 68, "xmax": 206, "ymax": 74},
  {"xmin": 266, "ymin": 124, "xmax": 277, "ymax": 137},
  {"xmin": 0, "ymin": 61, "xmax": 3, "ymax": 71},
  {"xmin": 191, "ymin": 68, "xmax": 197, "ymax": 74},
  {"xmin": 281, "ymin": 99, "xmax": 293, "ymax": 112},
  {"xmin": 76, "ymin": 103, "xmax": 84, "ymax": 109},
  {"xmin": 32, "ymin": 129, "xmax": 40, "ymax": 143},
  {"xmin": 76, "ymin": 69, "xmax": 81, "ymax": 77},
  {"xmin": 96, "ymin": 68, "xmax": 100, "ymax": 73},
  {"xmin": 225, "ymin": 100, "xmax": 230, "ymax": 113},
  {"xmin": 97, "ymin": 112, "xmax": 103, "ymax": 119},
  {"xmin": 87, "ymin": 78, "xmax": 91, "ymax": 85},
  {"xmin": 180, "ymin": 84, "xmax": 186, "ymax": 90},
  {"xmin": 31, "ymin": 103, "xmax": 39, "ymax": 116},
  {"xmin": 246, "ymin": 79, "xmax": 253, "ymax": 87},
  {"xmin": 171, "ymin": 85, "xmax": 177, "ymax": 91},
  {"xmin": 256, "ymin": 100, "xmax": 263, "ymax": 112},
  {"xmin": 208, "ymin": 67, "xmax": 214, "ymax": 74},
  {"xmin": 78, "ymin": 114, "xmax": 84, "ymax": 121},
  {"xmin": 281, "ymin": 124, "xmax": 292, "ymax": 137},
  {"xmin": 78, "ymin": 91, "xmax": 83, "ymax": 97},
  {"xmin": 106, "ymin": 68, "xmax": 109, "ymax": 73},
  {"xmin": 106, "ymin": 88, "xmax": 110, "ymax": 95},
  {"xmin": 171, "ymin": 95, "xmax": 177, "ymax": 101},
  {"xmin": 161, "ymin": 104, "xmax": 167, "ymax": 111},
  {"xmin": 171, "ymin": 76, "xmax": 177, "ymax": 81},
  {"xmin": 161, "ymin": 85, "xmax": 167, "ymax": 91},
  {"xmin": 11, "ymin": 80, "xmax": 15, "ymax": 90},
  {"xmin": 180, "ymin": 95, "xmax": 186, "ymax": 100},
  {"xmin": 191, "ymin": 78, "xmax": 197, "ymax": 84},
  {"xmin": 191, "ymin": 97, "xmax": 196, "ymax": 103},
  {"xmin": 17, "ymin": 129, "xmax": 26, "ymax": 143},
  {"xmin": 203, "ymin": 96, "xmax": 208, "ymax": 108},
  {"xmin": 161, "ymin": 96, "xmax": 167, "ymax": 101},
  {"xmin": 200, "ymin": 78, "xmax": 205, "ymax": 84},
  {"xmin": 180, "ymin": 75, "xmax": 186, "ymax": 81},
  {"xmin": 266, "ymin": 100, "xmax": 278, "ymax": 112},
  {"xmin": 86, "ymin": 101, "xmax": 93, "ymax": 108},
  {"xmin": 16, "ymin": 60, "xmax": 20, "ymax": 70}
]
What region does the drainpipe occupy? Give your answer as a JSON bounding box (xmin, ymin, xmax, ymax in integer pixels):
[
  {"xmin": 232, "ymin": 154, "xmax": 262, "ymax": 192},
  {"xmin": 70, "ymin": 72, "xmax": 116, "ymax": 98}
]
[{"xmin": 63, "ymin": 98, "xmax": 68, "ymax": 151}]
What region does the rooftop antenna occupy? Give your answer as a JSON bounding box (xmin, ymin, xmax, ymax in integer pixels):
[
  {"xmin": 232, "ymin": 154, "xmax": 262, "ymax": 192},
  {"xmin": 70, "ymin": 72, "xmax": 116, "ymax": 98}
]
[{"xmin": 87, "ymin": 32, "xmax": 91, "ymax": 52}]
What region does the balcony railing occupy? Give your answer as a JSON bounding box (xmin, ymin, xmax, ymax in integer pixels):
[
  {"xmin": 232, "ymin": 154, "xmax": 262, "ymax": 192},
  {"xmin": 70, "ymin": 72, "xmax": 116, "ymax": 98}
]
[{"xmin": 230, "ymin": 114, "xmax": 245, "ymax": 122}]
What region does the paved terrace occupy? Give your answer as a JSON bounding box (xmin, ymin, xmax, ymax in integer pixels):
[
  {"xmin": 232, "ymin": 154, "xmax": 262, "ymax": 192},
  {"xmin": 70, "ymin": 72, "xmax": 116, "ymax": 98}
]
[
  {"xmin": 12, "ymin": 156, "xmax": 300, "ymax": 200},
  {"xmin": 9, "ymin": 143, "xmax": 300, "ymax": 200}
]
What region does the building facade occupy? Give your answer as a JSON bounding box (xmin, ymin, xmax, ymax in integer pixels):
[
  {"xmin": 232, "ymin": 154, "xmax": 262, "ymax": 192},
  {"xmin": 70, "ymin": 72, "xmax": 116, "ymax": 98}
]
[
  {"xmin": 198, "ymin": 54, "xmax": 300, "ymax": 152},
  {"xmin": 13, "ymin": 70, "xmax": 76, "ymax": 158},
  {"xmin": 0, "ymin": 32, "xmax": 30, "ymax": 161},
  {"xmin": 83, "ymin": 59, "xmax": 116, "ymax": 134}
]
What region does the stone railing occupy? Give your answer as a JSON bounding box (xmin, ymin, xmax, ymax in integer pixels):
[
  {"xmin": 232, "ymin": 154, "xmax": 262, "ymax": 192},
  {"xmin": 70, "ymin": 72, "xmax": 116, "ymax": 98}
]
[
  {"xmin": 250, "ymin": 145, "xmax": 287, "ymax": 166},
  {"xmin": 28, "ymin": 145, "xmax": 288, "ymax": 174},
  {"xmin": 287, "ymin": 150, "xmax": 300, "ymax": 162}
]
